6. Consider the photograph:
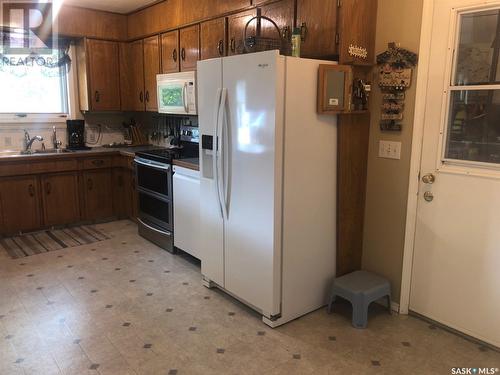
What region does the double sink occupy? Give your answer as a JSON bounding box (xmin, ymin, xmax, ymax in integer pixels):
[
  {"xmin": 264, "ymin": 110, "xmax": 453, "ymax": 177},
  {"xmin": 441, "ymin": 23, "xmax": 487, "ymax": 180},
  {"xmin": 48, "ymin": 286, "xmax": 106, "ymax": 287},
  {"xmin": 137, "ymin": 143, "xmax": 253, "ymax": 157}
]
[{"xmin": 0, "ymin": 149, "xmax": 71, "ymax": 157}]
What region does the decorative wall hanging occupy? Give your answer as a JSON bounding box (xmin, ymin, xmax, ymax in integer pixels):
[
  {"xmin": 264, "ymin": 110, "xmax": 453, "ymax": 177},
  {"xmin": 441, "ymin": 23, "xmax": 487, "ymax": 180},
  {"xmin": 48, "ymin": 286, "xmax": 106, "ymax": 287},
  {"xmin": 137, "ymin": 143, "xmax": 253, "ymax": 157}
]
[{"xmin": 376, "ymin": 42, "xmax": 418, "ymax": 131}]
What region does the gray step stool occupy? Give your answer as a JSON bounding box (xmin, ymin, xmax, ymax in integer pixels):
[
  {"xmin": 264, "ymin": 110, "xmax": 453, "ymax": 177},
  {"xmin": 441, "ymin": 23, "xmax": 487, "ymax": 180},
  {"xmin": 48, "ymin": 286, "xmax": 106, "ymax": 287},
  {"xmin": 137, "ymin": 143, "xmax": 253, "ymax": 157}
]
[{"xmin": 327, "ymin": 270, "xmax": 391, "ymax": 328}]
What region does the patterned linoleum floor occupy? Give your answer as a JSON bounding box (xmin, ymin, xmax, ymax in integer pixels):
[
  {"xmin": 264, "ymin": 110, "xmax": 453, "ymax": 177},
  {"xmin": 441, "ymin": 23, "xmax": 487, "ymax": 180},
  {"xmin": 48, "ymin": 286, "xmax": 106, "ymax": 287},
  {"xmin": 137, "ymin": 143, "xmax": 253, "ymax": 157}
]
[{"xmin": 0, "ymin": 220, "xmax": 498, "ymax": 375}]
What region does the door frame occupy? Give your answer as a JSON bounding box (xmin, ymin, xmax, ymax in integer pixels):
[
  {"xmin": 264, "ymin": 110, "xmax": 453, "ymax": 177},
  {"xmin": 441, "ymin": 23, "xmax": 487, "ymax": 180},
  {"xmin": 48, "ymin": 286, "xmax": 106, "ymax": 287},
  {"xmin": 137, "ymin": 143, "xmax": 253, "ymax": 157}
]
[
  {"xmin": 399, "ymin": 0, "xmax": 500, "ymax": 314},
  {"xmin": 399, "ymin": 0, "xmax": 438, "ymax": 315}
]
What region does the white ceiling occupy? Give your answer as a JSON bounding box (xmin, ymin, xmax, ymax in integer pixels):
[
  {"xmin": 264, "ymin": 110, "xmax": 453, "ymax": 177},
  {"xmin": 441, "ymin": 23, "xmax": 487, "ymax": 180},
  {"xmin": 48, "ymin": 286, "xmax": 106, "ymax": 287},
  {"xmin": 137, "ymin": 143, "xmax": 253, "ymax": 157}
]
[{"xmin": 63, "ymin": 0, "xmax": 158, "ymax": 14}]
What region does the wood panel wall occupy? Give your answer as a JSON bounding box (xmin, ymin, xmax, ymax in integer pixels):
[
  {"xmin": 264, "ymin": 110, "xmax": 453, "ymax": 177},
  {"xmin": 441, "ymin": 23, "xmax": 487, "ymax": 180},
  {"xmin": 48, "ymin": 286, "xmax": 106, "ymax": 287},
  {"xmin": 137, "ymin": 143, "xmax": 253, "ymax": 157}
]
[
  {"xmin": 127, "ymin": 0, "xmax": 252, "ymax": 40},
  {"xmin": 336, "ymin": 113, "xmax": 370, "ymax": 275},
  {"xmin": 57, "ymin": 6, "xmax": 127, "ymax": 40}
]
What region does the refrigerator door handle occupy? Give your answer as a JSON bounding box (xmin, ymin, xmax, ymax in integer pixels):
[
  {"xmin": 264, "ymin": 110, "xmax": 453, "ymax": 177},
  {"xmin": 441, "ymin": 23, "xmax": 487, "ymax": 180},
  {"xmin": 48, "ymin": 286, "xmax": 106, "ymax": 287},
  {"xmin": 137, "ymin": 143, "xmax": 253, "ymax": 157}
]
[
  {"xmin": 218, "ymin": 88, "xmax": 229, "ymax": 220},
  {"xmin": 214, "ymin": 88, "xmax": 224, "ymax": 218},
  {"xmin": 221, "ymin": 89, "xmax": 230, "ymax": 218}
]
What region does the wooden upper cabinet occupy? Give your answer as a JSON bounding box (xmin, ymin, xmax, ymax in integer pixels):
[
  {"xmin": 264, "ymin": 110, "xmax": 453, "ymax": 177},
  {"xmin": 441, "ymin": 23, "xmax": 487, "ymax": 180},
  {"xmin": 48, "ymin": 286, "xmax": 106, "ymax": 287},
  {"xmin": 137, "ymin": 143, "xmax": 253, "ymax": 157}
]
[
  {"xmin": 86, "ymin": 39, "xmax": 121, "ymax": 111},
  {"xmin": 338, "ymin": 0, "xmax": 377, "ymax": 65},
  {"xmin": 201, "ymin": 17, "xmax": 227, "ymax": 60},
  {"xmin": 0, "ymin": 176, "xmax": 40, "ymax": 234},
  {"xmin": 120, "ymin": 40, "xmax": 145, "ymax": 112},
  {"xmin": 161, "ymin": 30, "xmax": 180, "ymax": 73},
  {"xmin": 259, "ymin": 0, "xmax": 294, "ymax": 41},
  {"xmin": 297, "ymin": 0, "xmax": 338, "ymax": 59},
  {"xmin": 179, "ymin": 25, "xmax": 200, "ymax": 71},
  {"xmin": 143, "ymin": 36, "xmax": 160, "ymax": 111},
  {"xmin": 227, "ymin": 10, "xmax": 256, "ymax": 56},
  {"xmin": 41, "ymin": 173, "xmax": 80, "ymax": 227}
]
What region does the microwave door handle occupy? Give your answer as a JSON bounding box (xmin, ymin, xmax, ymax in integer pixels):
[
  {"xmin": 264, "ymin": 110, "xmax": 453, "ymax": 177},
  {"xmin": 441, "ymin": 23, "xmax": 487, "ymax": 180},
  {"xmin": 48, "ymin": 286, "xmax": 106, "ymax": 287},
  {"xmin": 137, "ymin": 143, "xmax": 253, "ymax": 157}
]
[{"xmin": 183, "ymin": 83, "xmax": 189, "ymax": 113}]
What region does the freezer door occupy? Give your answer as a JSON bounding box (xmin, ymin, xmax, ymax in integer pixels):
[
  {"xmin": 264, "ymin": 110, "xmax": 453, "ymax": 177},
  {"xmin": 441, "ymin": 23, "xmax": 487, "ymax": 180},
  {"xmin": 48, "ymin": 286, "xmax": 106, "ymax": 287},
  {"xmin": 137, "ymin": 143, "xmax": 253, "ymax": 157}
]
[
  {"xmin": 198, "ymin": 58, "xmax": 225, "ymax": 287},
  {"xmin": 221, "ymin": 51, "xmax": 285, "ymax": 317}
]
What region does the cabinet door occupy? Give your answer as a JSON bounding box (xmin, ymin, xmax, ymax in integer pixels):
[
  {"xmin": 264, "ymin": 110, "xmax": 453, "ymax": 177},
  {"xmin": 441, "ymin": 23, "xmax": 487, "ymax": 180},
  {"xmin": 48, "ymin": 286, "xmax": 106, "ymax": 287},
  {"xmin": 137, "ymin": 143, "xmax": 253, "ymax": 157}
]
[
  {"xmin": 161, "ymin": 30, "xmax": 180, "ymax": 73},
  {"xmin": 83, "ymin": 170, "xmax": 114, "ymax": 221},
  {"xmin": 180, "ymin": 25, "xmax": 200, "ymax": 71},
  {"xmin": 0, "ymin": 176, "xmax": 40, "ymax": 234},
  {"xmin": 130, "ymin": 171, "xmax": 139, "ymax": 220},
  {"xmin": 119, "ymin": 40, "xmax": 145, "ymax": 111},
  {"xmin": 201, "ymin": 17, "xmax": 227, "ymax": 60},
  {"xmin": 87, "ymin": 39, "xmax": 121, "ymax": 111},
  {"xmin": 338, "ymin": 0, "xmax": 377, "ymax": 65},
  {"xmin": 227, "ymin": 10, "xmax": 255, "ymax": 56},
  {"xmin": 41, "ymin": 173, "xmax": 80, "ymax": 227},
  {"xmin": 259, "ymin": 0, "xmax": 294, "ymax": 41},
  {"xmin": 144, "ymin": 35, "xmax": 160, "ymax": 111},
  {"xmin": 297, "ymin": 0, "xmax": 338, "ymax": 58},
  {"xmin": 112, "ymin": 169, "xmax": 128, "ymax": 219}
]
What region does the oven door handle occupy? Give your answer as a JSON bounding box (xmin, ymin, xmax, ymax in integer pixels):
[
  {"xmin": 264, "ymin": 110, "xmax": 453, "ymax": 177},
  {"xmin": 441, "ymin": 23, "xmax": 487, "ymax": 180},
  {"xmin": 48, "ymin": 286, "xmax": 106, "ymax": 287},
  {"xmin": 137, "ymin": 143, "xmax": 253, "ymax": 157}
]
[
  {"xmin": 137, "ymin": 218, "xmax": 172, "ymax": 236},
  {"xmin": 134, "ymin": 158, "xmax": 171, "ymax": 171}
]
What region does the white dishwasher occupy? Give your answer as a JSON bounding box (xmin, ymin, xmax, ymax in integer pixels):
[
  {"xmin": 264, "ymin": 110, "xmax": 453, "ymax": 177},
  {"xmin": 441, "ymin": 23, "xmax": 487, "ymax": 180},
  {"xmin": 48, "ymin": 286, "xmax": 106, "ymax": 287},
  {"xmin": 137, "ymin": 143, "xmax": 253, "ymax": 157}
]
[{"xmin": 173, "ymin": 165, "xmax": 201, "ymax": 258}]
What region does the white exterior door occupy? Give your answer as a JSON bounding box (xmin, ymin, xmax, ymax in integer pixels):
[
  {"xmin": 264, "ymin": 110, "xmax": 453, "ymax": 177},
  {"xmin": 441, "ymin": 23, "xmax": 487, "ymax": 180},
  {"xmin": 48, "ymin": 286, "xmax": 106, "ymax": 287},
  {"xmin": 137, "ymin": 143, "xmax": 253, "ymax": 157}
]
[{"xmin": 410, "ymin": 0, "xmax": 500, "ymax": 347}]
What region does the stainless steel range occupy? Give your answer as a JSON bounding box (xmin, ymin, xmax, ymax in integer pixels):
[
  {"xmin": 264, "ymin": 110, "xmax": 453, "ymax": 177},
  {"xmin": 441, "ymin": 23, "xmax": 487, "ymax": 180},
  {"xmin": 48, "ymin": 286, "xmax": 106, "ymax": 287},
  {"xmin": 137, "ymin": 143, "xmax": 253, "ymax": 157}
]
[{"xmin": 134, "ymin": 123, "xmax": 199, "ymax": 252}]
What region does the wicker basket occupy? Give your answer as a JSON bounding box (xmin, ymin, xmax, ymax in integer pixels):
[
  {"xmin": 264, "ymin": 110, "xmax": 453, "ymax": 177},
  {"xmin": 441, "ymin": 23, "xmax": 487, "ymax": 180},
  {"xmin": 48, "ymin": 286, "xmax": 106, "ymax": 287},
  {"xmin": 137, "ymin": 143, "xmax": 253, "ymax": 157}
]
[{"xmin": 243, "ymin": 15, "xmax": 292, "ymax": 56}]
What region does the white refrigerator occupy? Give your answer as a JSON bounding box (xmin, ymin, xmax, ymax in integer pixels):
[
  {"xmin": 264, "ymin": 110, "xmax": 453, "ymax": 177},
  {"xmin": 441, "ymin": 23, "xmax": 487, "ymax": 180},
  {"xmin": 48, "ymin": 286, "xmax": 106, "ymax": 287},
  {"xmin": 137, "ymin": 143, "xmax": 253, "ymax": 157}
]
[{"xmin": 198, "ymin": 50, "xmax": 337, "ymax": 327}]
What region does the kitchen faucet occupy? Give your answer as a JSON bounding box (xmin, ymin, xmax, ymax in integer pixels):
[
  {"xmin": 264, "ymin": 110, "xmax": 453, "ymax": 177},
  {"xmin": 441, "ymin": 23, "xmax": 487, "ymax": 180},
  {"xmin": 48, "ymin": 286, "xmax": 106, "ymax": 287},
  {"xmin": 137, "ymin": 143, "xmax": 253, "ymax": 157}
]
[
  {"xmin": 52, "ymin": 126, "xmax": 62, "ymax": 150},
  {"xmin": 23, "ymin": 130, "xmax": 43, "ymax": 153}
]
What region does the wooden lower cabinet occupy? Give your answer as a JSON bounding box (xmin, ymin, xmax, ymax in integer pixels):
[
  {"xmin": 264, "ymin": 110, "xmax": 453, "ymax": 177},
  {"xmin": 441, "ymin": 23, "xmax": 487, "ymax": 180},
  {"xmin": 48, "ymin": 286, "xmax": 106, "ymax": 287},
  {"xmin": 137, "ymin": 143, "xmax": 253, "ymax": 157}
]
[
  {"xmin": 0, "ymin": 155, "xmax": 139, "ymax": 234},
  {"xmin": 83, "ymin": 169, "xmax": 114, "ymax": 221},
  {"xmin": 0, "ymin": 176, "xmax": 40, "ymax": 234},
  {"xmin": 41, "ymin": 173, "xmax": 80, "ymax": 227}
]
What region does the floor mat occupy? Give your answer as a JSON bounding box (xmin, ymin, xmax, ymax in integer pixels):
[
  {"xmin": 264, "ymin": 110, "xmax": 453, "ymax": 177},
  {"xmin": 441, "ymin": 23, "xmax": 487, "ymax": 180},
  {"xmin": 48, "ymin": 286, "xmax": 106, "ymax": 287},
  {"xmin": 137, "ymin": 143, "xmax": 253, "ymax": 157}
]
[{"xmin": 0, "ymin": 225, "xmax": 110, "ymax": 259}]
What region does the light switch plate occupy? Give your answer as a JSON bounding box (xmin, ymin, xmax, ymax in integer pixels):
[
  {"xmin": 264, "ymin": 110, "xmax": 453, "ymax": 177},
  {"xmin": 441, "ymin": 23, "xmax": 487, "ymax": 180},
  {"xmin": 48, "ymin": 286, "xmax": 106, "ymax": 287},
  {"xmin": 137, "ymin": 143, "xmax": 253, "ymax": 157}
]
[{"xmin": 379, "ymin": 140, "xmax": 401, "ymax": 160}]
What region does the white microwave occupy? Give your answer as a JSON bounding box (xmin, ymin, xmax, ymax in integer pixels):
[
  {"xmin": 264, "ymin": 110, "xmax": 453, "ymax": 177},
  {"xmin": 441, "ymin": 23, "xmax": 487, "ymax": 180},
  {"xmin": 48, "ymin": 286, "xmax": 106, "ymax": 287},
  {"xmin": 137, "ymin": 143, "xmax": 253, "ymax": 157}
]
[{"xmin": 157, "ymin": 71, "xmax": 197, "ymax": 115}]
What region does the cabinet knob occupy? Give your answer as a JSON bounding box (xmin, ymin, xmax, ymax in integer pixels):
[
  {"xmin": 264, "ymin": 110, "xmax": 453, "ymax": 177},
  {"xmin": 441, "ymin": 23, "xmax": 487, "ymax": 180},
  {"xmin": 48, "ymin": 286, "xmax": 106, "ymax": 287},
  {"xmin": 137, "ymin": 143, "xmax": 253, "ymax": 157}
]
[
  {"xmin": 145, "ymin": 91, "xmax": 150, "ymax": 103},
  {"xmin": 172, "ymin": 48, "xmax": 178, "ymax": 62},
  {"xmin": 139, "ymin": 91, "xmax": 144, "ymax": 103},
  {"xmin": 217, "ymin": 40, "xmax": 224, "ymax": 56},
  {"xmin": 95, "ymin": 91, "xmax": 100, "ymax": 103},
  {"xmin": 181, "ymin": 48, "xmax": 186, "ymax": 61},
  {"xmin": 28, "ymin": 184, "xmax": 34, "ymax": 197}
]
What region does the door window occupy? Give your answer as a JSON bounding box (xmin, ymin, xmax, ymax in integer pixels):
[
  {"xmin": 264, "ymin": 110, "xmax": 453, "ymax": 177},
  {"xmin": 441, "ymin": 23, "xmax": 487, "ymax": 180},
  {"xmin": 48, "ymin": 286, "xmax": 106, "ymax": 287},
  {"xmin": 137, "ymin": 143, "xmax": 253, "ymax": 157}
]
[{"xmin": 444, "ymin": 8, "xmax": 500, "ymax": 165}]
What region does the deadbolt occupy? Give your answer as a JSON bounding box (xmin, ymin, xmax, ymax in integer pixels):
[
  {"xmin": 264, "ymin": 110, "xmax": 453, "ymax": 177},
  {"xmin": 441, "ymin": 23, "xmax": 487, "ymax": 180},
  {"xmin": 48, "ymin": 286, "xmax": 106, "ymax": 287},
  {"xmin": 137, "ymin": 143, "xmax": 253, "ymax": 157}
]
[
  {"xmin": 423, "ymin": 191, "xmax": 434, "ymax": 202},
  {"xmin": 422, "ymin": 173, "xmax": 436, "ymax": 184}
]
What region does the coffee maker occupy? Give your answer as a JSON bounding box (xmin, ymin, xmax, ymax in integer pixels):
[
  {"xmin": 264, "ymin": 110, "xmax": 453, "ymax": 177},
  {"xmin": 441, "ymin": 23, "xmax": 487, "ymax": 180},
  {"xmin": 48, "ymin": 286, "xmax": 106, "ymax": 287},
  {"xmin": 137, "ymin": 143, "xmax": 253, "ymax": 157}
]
[{"xmin": 66, "ymin": 120, "xmax": 90, "ymax": 150}]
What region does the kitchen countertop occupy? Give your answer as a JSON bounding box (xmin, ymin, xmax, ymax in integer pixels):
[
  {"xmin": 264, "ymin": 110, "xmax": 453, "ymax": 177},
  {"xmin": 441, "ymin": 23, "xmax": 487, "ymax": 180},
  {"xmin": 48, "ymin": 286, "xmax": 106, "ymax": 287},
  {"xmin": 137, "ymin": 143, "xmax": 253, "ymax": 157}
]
[
  {"xmin": 173, "ymin": 158, "xmax": 200, "ymax": 171},
  {"xmin": 0, "ymin": 145, "xmax": 162, "ymax": 163}
]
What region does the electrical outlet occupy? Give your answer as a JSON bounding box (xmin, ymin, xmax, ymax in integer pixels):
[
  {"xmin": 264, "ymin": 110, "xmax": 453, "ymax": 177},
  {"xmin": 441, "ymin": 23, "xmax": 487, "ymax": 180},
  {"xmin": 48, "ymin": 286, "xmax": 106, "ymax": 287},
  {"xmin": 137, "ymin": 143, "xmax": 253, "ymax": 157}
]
[
  {"xmin": 4, "ymin": 137, "xmax": 11, "ymax": 147},
  {"xmin": 379, "ymin": 140, "xmax": 401, "ymax": 160}
]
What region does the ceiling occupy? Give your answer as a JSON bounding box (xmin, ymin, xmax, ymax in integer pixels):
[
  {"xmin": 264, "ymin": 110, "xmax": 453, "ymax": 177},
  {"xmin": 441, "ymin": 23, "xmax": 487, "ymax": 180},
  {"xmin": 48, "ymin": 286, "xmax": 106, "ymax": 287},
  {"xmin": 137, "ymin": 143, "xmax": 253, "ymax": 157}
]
[{"xmin": 63, "ymin": 0, "xmax": 158, "ymax": 14}]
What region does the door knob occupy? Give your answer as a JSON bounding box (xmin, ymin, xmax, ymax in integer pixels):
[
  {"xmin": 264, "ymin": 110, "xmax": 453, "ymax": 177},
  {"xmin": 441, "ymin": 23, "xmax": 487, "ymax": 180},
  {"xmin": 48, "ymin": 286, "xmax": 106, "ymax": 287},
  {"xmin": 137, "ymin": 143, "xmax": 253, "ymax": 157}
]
[
  {"xmin": 422, "ymin": 173, "xmax": 435, "ymax": 184},
  {"xmin": 424, "ymin": 191, "xmax": 434, "ymax": 202}
]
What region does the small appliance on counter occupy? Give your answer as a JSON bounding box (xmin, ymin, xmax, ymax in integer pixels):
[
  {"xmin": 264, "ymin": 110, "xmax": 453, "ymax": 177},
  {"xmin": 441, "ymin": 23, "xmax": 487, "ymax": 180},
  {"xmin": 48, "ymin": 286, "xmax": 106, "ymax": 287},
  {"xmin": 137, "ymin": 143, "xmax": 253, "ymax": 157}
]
[{"xmin": 66, "ymin": 120, "xmax": 90, "ymax": 150}]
